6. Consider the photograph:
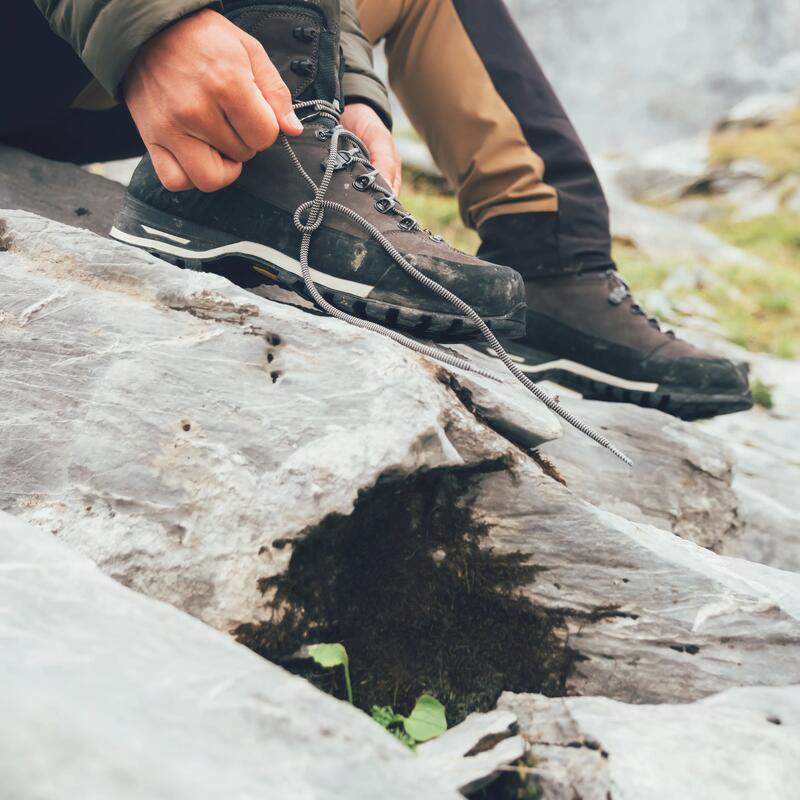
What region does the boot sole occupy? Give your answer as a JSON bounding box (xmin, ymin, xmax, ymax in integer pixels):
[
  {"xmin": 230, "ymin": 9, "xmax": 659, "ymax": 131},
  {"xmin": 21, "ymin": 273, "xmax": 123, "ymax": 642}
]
[
  {"xmin": 473, "ymin": 344, "xmax": 753, "ymax": 420},
  {"xmin": 110, "ymin": 199, "xmax": 526, "ymax": 341}
]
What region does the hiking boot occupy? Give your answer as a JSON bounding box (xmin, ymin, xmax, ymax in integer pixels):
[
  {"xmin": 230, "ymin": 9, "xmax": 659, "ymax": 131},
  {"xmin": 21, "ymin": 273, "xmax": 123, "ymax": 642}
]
[
  {"xmin": 471, "ymin": 266, "xmax": 752, "ymax": 420},
  {"xmin": 110, "ymin": 0, "xmax": 525, "ymax": 340}
]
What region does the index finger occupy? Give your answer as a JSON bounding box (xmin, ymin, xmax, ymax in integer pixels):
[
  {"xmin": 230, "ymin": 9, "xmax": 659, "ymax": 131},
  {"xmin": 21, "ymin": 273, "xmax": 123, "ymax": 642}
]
[{"xmin": 239, "ymin": 33, "xmax": 304, "ymax": 136}]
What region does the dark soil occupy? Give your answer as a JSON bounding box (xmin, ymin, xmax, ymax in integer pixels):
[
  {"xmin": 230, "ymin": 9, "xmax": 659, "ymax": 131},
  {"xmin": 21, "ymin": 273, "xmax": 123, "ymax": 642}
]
[{"xmin": 234, "ymin": 461, "xmax": 578, "ymax": 724}]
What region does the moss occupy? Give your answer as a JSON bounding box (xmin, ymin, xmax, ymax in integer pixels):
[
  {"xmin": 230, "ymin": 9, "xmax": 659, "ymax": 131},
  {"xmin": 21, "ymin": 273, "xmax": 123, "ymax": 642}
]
[{"xmin": 234, "ymin": 464, "xmax": 577, "ymax": 723}]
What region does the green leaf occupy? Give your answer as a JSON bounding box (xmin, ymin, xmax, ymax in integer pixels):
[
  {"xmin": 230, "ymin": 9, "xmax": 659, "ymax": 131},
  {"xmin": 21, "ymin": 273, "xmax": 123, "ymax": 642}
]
[
  {"xmin": 402, "ymin": 694, "xmax": 447, "ymax": 743},
  {"xmin": 308, "ymin": 643, "xmax": 353, "ymax": 704},
  {"xmin": 308, "ymin": 643, "xmax": 349, "ymax": 670}
]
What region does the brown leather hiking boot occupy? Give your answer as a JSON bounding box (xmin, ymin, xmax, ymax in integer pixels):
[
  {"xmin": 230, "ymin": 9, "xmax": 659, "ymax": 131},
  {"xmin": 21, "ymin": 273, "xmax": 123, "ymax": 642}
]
[
  {"xmin": 471, "ymin": 263, "xmax": 752, "ymax": 420},
  {"xmin": 110, "ymin": 0, "xmax": 525, "ymax": 340}
]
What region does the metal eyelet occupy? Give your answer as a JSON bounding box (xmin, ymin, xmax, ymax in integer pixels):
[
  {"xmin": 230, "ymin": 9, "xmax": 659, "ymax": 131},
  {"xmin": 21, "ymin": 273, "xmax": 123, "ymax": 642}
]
[
  {"xmin": 375, "ymin": 197, "xmax": 397, "ymax": 214},
  {"xmin": 428, "ymin": 233, "xmax": 444, "ymax": 243},
  {"xmin": 293, "ymin": 26, "xmax": 319, "ymax": 43},
  {"xmin": 291, "ymin": 58, "xmax": 315, "ymax": 76},
  {"xmin": 353, "ymin": 174, "xmax": 372, "ymax": 191},
  {"xmin": 315, "ymin": 128, "xmax": 332, "ymax": 141},
  {"xmin": 398, "ymin": 215, "xmax": 416, "ymax": 231}
]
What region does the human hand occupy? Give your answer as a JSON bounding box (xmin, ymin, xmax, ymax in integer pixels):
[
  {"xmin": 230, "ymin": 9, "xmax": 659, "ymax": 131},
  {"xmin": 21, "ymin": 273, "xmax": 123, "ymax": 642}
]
[
  {"xmin": 123, "ymin": 9, "xmax": 303, "ymax": 193},
  {"xmin": 341, "ymin": 102, "xmax": 402, "ymax": 197}
]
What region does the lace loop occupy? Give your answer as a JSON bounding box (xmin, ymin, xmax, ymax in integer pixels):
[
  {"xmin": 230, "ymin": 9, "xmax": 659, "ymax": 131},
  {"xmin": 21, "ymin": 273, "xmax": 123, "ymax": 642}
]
[{"xmin": 279, "ymin": 100, "xmax": 631, "ymax": 465}]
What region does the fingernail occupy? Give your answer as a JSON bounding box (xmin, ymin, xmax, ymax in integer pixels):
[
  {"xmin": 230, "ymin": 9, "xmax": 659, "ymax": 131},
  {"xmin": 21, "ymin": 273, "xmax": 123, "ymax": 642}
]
[{"xmin": 288, "ymin": 112, "xmax": 303, "ymax": 131}]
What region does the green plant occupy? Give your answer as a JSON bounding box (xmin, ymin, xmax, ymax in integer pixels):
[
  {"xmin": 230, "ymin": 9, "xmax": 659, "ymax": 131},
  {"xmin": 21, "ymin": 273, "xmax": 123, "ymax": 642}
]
[
  {"xmin": 308, "ymin": 643, "xmax": 353, "ymax": 704},
  {"xmin": 371, "ymin": 694, "xmax": 448, "ymax": 750},
  {"xmin": 751, "ymin": 378, "xmax": 775, "ymax": 409},
  {"xmin": 309, "ymin": 643, "xmax": 448, "ymax": 749}
]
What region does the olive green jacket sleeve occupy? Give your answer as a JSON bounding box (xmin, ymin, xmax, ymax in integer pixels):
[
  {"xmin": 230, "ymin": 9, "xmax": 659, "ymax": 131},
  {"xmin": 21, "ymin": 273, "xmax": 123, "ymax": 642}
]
[
  {"xmin": 32, "ymin": 0, "xmax": 390, "ymax": 124},
  {"xmin": 340, "ymin": 0, "xmax": 392, "ymax": 127},
  {"xmin": 32, "ymin": 0, "xmax": 219, "ymax": 98}
]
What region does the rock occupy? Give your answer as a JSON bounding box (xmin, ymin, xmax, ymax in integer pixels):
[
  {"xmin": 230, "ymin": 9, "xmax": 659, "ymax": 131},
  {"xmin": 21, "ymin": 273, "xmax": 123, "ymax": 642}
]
[
  {"xmin": 716, "ymin": 92, "xmax": 798, "ymax": 130},
  {"xmin": 693, "ymin": 339, "xmax": 800, "ymax": 573},
  {"xmin": 502, "ymin": 0, "xmax": 800, "ymax": 153},
  {"xmin": 397, "ymin": 138, "xmax": 443, "ymax": 179},
  {"xmin": 0, "ymin": 208, "xmax": 559, "ymax": 634},
  {"xmin": 453, "ymin": 345, "xmax": 742, "ymax": 552},
  {"xmin": 84, "ymin": 157, "xmax": 140, "ymax": 188},
  {"xmin": 538, "ymin": 399, "xmax": 741, "ymax": 551},
  {"xmin": 615, "ymin": 136, "xmax": 710, "ymax": 202},
  {"xmin": 670, "ymin": 197, "xmax": 726, "ymax": 224},
  {"xmin": 0, "ymin": 145, "xmax": 124, "ymax": 236},
  {"xmin": 707, "ymin": 159, "xmax": 772, "ymax": 194},
  {"xmin": 3, "ymin": 204, "xmax": 800, "ymax": 747},
  {"xmin": 470, "ymin": 457, "xmax": 800, "ymax": 704},
  {"xmin": 498, "ymin": 685, "xmax": 800, "ymax": 800},
  {"xmin": 594, "ymin": 157, "xmax": 760, "ymax": 267},
  {"xmin": 0, "ymin": 510, "xmax": 460, "ymax": 800},
  {"xmin": 417, "ymin": 710, "xmax": 525, "ymax": 796}
]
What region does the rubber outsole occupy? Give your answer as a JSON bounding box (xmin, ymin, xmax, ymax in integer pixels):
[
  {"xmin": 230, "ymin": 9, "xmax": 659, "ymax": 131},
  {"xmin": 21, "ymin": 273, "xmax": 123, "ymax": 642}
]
[
  {"xmin": 470, "ymin": 343, "xmax": 753, "ymax": 421},
  {"xmin": 542, "ymin": 367, "xmax": 753, "ymax": 420},
  {"xmin": 110, "ymin": 200, "xmax": 526, "ymax": 342}
]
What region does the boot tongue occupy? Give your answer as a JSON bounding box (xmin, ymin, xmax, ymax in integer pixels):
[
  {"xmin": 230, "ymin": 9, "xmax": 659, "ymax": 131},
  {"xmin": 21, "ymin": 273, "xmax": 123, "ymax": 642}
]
[{"xmin": 226, "ymin": 0, "xmax": 342, "ymax": 103}]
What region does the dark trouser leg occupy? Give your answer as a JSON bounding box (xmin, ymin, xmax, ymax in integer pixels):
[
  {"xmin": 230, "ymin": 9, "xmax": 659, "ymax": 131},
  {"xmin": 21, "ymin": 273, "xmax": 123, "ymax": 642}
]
[
  {"xmin": 451, "ymin": 0, "xmax": 612, "ymax": 277},
  {"xmin": 0, "ymin": 1, "xmax": 144, "ymax": 163}
]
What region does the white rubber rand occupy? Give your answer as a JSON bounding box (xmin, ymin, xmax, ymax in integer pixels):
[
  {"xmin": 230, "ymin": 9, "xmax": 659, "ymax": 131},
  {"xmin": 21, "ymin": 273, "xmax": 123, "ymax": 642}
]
[
  {"xmin": 520, "ymin": 357, "xmax": 659, "ymax": 392},
  {"xmin": 110, "ymin": 226, "xmax": 374, "ymax": 299},
  {"xmin": 141, "ymin": 224, "xmax": 191, "ymax": 245}
]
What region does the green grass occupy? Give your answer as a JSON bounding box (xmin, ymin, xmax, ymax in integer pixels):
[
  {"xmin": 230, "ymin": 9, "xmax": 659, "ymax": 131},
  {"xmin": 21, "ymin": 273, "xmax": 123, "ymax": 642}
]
[
  {"xmin": 400, "ymin": 168, "xmax": 479, "ymax": 254},
  {"xmin": 615, "ymin": 214, "xmax": 800, "ymax": 360}
]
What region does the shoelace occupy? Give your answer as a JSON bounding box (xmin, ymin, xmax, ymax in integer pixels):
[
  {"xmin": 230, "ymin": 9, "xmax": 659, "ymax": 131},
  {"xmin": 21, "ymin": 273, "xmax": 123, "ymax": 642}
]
[
  {"xmin": 607, "ymin": 270, "xmax": 676, "ymax": 337},
  {"xmin": 281, "ymin": 100, "xmax": 632, "ymax": 466}
]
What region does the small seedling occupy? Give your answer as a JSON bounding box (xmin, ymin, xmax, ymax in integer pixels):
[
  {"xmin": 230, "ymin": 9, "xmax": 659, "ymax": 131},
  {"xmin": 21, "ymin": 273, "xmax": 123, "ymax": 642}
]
[
  {"xmin": 308, "ymin": 643, "xmax": 448, "ymax": 750},
  {"xmin": 308, "ymin": 642, "xmax": 353, "ymax": 704},
  {"xmin": 371, "ymin": 694, "xmax": 447, "ymax": 750}
]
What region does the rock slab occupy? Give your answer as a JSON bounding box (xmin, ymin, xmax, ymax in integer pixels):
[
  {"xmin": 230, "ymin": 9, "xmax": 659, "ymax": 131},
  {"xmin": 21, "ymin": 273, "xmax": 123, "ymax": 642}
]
[
  {"xmin": 0, "ymin": 510, "xmax": 460, "ymax": 800},
  {"xmin": 499, "ymin": 685, "xmax": 800, "ymax": 800}
]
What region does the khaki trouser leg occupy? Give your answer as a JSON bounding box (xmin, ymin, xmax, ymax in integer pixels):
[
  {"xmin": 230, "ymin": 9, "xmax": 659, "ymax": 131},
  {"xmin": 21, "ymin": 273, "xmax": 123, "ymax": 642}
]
[{"xmin": 355, "ymin": 0, "xmax": 559, "ymax": 231}]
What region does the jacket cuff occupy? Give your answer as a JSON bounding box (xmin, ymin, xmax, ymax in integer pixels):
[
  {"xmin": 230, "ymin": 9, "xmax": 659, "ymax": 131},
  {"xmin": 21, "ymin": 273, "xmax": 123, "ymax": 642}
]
[
  {"xmin": 83, "ymin": 0, "xmax": 221, "ymax": 99},
  {"xmin": 343, "ymin": 73, "xmax": 393, "ymax": 130}
]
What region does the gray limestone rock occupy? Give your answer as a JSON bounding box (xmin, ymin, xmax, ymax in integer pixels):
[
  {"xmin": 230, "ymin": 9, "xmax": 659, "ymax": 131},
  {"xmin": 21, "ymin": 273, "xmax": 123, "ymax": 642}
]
[
  {"xmin": 0, "ymin": 511, "xmax": 460, "ymax": 800},
  {"xmin": 4, "ymin": 207, "xmax": 800, "ymax": 794},
  {"xmin": 0, "ymin": 145, "xmax": 124, "ymax": 236},
  {"xmin": 498, "ymin": 685, "xmax": 800, "ymax": 800},
  {"xmin": 538, "ymin": 399, "xmax": 741, "ymax": 552},
  {"xmin": 470, "ymin": 457, "xmax": 800, "ymax": 703},
  {"xmin": 0, "ymin": 209, "xmax": 558, "ymax": 634}
]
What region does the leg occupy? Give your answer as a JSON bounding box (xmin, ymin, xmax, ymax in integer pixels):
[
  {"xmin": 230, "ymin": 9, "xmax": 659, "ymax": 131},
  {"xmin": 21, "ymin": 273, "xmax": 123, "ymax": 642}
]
[
  {"xmin": 355, "ymin": 0, "xmax": 610, "ymax": 276},
  {"xmin": 0, "ymin": 2, "xmax": 143, "ymax": 163},
  {"xmin": 357, "ymin": 0, "xmax": 752, "ymax": 419}
]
